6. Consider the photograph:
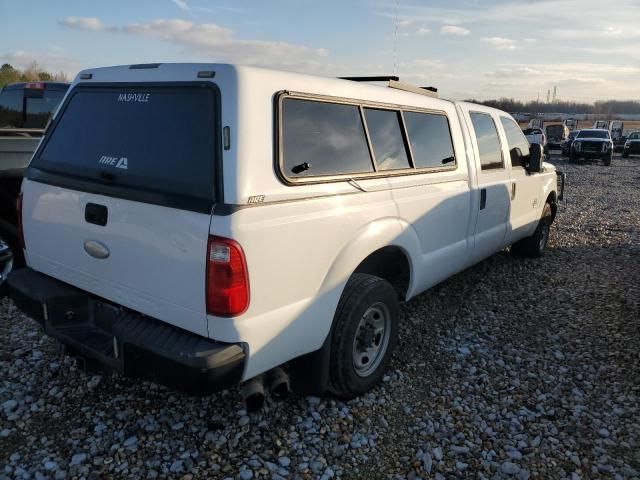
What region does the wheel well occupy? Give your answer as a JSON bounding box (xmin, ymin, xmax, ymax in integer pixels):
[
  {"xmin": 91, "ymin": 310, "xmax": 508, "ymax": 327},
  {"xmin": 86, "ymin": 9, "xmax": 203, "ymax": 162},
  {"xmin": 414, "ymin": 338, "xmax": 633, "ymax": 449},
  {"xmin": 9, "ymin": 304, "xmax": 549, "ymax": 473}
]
[
  {"xmin": 353, "ymin": 246, "xmax": 410, "ymax": 300},
  {"xmin": 546, "ymin": 191, "xmax": 557, "ymax": 220}
]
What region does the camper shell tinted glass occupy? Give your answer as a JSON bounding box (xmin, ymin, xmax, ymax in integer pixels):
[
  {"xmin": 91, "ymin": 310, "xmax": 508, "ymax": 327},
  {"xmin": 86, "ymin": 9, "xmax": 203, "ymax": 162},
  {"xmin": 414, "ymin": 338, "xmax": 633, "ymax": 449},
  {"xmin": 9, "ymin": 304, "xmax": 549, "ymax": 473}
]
[
  {"xmin": 279, "ymin": 93, "xmax": 457, "ymax": 183},
  {"xmin": 281, "ymin": 98, "xmax": 374, "ymax": 178},
  {"xmin": 403, "ymin": 111, "xmax": 455, "ymax": 168},
  {"xmin": 363, "ymin": 108, "xmax": 410, "ymax": 171},
  {"xmin": 30, "ymin": 83, "xmax": 219, "ymax": 212}
]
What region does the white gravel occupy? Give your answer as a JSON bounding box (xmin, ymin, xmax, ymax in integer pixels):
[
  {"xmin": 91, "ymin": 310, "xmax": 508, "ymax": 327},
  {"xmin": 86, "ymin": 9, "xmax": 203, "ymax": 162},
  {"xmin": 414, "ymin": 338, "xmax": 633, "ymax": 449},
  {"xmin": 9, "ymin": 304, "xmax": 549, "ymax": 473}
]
[{"xmin": 1, "ymin": 154, "xmax": 639, "ymax": 479}]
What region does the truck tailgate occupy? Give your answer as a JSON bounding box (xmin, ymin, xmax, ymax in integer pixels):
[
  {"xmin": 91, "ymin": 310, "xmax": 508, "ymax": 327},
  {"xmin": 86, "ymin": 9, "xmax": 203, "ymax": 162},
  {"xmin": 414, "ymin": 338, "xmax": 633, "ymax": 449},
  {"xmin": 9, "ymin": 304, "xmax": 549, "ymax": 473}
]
[{"xmin": 23, "ymin": 179, "xmax": 211, "ymax": 337}]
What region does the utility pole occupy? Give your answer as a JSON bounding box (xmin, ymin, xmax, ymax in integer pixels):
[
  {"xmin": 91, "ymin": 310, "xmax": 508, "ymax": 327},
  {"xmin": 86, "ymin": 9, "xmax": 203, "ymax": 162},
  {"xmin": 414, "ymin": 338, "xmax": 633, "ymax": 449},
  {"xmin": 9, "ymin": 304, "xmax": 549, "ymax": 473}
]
[
  {"xmin": 546, "ymin": 89, "xmax": 550, "ymax": 103},
  {"xmin": 552, "ymin": 86, "xmax": 557, "ymax": 103}
]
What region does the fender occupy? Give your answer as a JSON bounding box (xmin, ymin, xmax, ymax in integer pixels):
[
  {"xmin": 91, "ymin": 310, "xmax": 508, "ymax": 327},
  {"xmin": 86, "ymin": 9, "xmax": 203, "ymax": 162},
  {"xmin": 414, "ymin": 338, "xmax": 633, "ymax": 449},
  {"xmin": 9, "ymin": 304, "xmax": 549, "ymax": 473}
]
[
  {"xmin": 318, "ymin": 216, "xmax": 421, "ymax": 309},
  {"xmin": 539, "ymin": 167, "xmax": 558, "ymax": 218},
  {"xmin": 290, "ymin": 216, "xmax": 422, "ymax": 394}
]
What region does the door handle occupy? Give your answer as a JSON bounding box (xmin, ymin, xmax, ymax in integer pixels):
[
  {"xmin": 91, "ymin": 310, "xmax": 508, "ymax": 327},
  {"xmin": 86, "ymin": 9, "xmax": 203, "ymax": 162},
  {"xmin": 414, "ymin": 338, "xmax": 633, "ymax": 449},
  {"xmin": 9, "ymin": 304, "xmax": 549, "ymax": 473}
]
[
  {"xmin": 480, "ymin": 189, "xmax": 487, "ymax": 210},
  {"xmin": 511, "ymin": 182, "xmax": 517, "ymax": 200}
]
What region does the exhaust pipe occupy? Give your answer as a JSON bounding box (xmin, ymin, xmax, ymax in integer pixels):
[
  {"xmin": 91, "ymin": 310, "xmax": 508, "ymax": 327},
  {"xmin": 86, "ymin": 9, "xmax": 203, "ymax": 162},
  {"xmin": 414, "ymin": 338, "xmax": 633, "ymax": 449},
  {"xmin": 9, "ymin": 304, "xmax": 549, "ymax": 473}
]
[
  {"xmin": 240, "ymin": 376, "xmax": 265, "ymax": 412},
  {"xmin": 268, "ymin": 367, "xmax": 290, "ymax": 399}
]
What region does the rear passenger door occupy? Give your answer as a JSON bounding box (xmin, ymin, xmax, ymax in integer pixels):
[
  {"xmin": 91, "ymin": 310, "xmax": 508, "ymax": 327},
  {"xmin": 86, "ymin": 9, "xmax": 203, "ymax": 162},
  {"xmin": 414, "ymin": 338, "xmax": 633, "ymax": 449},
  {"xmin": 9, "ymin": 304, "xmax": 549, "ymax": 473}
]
[
  {"xmin": 499, "ymin": 116, "xmax": 542, "ymax": 244},
  {"xmin": 461, "ymin": 107, "xmax": 511, "ymax": 263}
]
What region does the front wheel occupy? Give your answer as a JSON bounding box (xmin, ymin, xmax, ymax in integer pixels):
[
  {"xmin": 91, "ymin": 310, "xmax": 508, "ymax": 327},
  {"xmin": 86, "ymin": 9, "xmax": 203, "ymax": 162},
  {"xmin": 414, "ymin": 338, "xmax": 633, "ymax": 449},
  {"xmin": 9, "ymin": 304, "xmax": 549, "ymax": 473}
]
[
  {"xmin": 622, "ymin": 152, "xmax": 629, "ymax": 159},
  {"xmin": 569, "ymin": 152, "xmax": 578, "ymax": 163},
  {"xmin": 328, "ymin": 274, "xmax": 399, "ymax": 399},
  {"xmin": 603, "ymin": 154, "xmax": 612, "ymax": 166},
  {"xmin": 511, "ymin": 203, "xmax": 553, "ymax": 258}
]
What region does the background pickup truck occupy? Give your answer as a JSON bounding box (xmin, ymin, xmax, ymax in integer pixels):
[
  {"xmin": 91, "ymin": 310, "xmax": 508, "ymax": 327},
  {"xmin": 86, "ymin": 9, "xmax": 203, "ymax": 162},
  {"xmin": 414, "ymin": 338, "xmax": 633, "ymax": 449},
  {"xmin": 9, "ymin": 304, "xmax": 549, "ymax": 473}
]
[
  {"xmin": 0, "ymin": 81, "xmax": 68, "ymax": 293},
  {"xmin": 523, "ymin": 127, "xmax": 546, "ymax": 147}
]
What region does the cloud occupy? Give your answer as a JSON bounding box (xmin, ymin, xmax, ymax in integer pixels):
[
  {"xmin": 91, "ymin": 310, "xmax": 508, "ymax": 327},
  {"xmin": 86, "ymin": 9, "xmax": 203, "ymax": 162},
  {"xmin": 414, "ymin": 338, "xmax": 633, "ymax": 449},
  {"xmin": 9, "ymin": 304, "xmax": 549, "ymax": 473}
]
[
  {"xmin": 524, "ymin": 38, "xmax": 537, "ymax": 43},
  {"xmin": 482, "ymin": 36, "xmax": 518, "ymax": 50},
  {"xmin": 412, "ymin": 59, "xmax": 446, "ymax": 69},
  {"xmin": 58, "ymin": 16, "xmax": 107, "ymax": 32},
  {"xmin": 171, "ymin": 0, "xmax": 190, "ymax": 11},
  {"xmin": 416, "ymin": 27, "xmax": 431, "ymax": 36},
  {"xmin": 119, "ymin": 19, "xmax": 328, "ymax": 69},
  {"xmin": 440, "ymin": 25, "xmax": 470, "ymax": 36}
]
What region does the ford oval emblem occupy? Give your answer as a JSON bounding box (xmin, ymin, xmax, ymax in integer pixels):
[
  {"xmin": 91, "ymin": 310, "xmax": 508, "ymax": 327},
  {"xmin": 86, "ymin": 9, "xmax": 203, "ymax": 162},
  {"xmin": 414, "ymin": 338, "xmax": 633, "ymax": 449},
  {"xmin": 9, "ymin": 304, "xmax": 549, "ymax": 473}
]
[{"xmin": 84, "ymin": 240, "xmax": 110, "ymax": 259}]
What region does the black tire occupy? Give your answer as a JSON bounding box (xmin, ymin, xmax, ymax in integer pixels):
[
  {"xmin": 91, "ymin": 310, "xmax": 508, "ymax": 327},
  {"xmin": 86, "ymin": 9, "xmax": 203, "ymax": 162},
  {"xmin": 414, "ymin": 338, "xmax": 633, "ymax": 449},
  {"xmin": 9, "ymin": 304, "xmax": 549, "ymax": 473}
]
[
  {"xmin": 0, "ymin": 219, "xmax": 21, "ymax": 298},
  {"xmin": 622, "ymin": 152, "xmax": 629, "ymax": 159},
  {"xmin": 328, "ymin": 273, "xmax": 399, "ymax": 399},
  {"xmin": 569, "ymin": 152, "xmax": 578, "ymax": 163},
  {"xmin": 603, "ymin": 154, "xmax": 612, "ymax": 166},
  {"xmin": 511, "ymin": 203, "xmax": 553, "ymax": 258}
]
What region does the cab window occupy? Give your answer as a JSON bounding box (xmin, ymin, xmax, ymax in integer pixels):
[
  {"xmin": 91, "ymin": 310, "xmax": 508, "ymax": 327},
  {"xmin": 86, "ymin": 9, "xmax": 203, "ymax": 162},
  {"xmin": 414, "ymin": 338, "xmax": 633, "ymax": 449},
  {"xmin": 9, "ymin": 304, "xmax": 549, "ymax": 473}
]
[
  {"xmin": 501, "ymin": 117, "xmax": 531, "ymax": 167},
  {"xmin": 470, "ymin": 112, "xmax": 503, "ymax": 170}
]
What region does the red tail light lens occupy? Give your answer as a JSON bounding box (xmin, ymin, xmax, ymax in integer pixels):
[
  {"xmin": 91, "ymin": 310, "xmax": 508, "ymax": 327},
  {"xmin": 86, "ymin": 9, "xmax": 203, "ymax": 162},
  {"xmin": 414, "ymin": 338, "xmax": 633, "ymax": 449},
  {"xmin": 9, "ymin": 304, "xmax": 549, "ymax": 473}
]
[
  {"xmin": 16, "ymin": 192, "xmax": 24, "ymax": 249},
  {"xmin": 206, "ymin": 236, "xmax": 249, "ymax": 317}
]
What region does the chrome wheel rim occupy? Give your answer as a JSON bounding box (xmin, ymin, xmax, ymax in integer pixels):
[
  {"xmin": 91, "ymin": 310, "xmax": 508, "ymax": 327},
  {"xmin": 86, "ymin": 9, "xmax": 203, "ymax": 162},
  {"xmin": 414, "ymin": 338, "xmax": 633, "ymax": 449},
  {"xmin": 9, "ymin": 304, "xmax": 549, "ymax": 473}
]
[
  {"xmin": 352, "ymin": 302, "xmax": 391, "ymax": 378},
  {"xmin": 0, "ymin": 238, "xmax": 14, "ymax": 285}
]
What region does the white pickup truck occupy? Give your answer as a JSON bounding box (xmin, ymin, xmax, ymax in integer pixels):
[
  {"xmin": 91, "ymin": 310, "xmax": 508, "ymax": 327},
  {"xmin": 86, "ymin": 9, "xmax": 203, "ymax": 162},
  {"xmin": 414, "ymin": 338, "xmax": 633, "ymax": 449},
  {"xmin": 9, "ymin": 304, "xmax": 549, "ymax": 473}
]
[
  {"xmin": 8, "ymin": 64, "xmax": 563, "ymax": 402},
  {"xmin": 523, "ymin": 127, "xmax": 546, "ymax": 148}
]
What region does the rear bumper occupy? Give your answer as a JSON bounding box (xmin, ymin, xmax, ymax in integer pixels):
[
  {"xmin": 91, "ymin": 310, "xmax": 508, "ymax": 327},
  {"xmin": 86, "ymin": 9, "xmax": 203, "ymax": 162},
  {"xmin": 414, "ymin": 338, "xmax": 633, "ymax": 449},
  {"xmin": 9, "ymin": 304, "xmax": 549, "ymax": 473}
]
[{"xmin": 7, "ymin": 268, "xmax": 246, "ymax": 395}]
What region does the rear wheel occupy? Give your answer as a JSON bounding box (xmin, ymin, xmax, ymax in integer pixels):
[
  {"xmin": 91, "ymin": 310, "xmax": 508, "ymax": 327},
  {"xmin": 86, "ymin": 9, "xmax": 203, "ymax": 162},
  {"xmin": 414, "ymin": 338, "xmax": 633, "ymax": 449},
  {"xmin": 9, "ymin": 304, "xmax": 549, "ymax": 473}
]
[
  {"xmin": 328, "ymin": 274, "xmax": 399, "ymax": 399},
  {"xmin": 0, "ymin": 219, "xmax": 20, "ymax": 298},
  {"xmin": 511, "ymin": 203, "xmax": 553, "ymax": 258}
]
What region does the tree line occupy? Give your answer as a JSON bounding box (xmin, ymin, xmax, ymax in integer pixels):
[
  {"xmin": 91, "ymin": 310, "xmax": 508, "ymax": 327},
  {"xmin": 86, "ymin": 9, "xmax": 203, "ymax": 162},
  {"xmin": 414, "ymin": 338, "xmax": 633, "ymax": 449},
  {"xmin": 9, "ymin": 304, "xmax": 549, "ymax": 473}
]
[
  {"xmin": 0, "ymin": 63, "xmax": 68, "ymax": 88},
  {"xmin": 469, "ymin": 97, "xmax": 640, "ymax": 115}
]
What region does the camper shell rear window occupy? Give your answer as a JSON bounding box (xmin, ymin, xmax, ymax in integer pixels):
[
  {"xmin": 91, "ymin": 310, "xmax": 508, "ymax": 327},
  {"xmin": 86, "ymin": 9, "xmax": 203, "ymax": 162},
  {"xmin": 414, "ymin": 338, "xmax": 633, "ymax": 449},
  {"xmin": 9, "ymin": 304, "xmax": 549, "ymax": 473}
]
[{"xmin": 29, "ymin": 83, "xmax": 219, "ymax": 213}]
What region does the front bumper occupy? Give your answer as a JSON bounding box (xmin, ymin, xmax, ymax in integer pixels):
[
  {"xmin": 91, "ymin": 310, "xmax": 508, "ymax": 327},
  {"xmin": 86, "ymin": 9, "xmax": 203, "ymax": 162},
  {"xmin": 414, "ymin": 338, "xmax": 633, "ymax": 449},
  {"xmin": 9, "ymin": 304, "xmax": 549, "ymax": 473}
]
[
  {"xmin": 8, "ymin": 268, "xmax": 246, "ymax": 395},
  {"xmin": 624, "ymin": 143, "xmax": 640, "ymax": 155},
  {"xmin": 572, "ymin": 149, "xmax": 610, "ymax": 159}
]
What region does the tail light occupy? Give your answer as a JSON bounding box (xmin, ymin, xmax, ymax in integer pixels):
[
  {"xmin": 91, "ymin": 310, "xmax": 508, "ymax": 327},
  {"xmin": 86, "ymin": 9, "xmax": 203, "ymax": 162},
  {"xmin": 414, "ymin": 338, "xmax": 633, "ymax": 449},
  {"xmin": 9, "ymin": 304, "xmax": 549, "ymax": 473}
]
[
  {"xmin": 206, "ymin": 236, "xmax": 249, "ymax": 316},
  {"xmin": 16, "ymin": 192, "xmax": 25, "ymax": 250},
  {"xmin": 24, "ymin": 82, "xmax": 45, "ymax": 89}
]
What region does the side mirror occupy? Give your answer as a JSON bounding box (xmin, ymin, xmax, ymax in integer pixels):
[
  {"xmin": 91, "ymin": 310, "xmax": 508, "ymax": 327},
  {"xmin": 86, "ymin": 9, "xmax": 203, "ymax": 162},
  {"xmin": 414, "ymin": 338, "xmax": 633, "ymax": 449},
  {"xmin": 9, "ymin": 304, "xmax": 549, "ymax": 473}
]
[
  {"xmin": 509, "ymin": 147, "xmax": 523, "ymax": 167},
  {"xmin": 528, "ymin": 143, "xmax": 543, "ymax": 173}
]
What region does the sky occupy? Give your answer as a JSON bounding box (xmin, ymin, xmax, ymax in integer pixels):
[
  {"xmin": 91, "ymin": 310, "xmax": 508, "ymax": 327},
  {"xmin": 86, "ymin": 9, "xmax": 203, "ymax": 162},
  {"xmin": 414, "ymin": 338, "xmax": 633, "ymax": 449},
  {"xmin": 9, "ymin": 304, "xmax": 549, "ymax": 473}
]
[{"xmin": 1, "ymin": 0, "xmax": 639, "ymax": 102}]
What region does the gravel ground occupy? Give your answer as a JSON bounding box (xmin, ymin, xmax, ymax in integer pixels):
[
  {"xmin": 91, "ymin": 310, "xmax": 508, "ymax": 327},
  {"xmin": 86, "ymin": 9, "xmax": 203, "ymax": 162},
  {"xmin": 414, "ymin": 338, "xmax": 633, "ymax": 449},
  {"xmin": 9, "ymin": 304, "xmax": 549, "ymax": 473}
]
[{"xmin": 1, "ymin": 154, "xmax": 639, "ymax": 480}]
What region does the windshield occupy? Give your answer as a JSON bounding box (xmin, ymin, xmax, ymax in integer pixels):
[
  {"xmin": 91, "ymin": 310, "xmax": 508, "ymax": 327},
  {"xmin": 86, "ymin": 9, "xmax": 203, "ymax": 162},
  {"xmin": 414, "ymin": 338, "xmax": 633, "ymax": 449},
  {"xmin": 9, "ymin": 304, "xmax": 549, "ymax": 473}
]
[
  {"xmin": 629, "ymin": 132, "xmax": 640, "ymax": 140},
  {"xmin": 523, "ymin": 128, "xmax": 541, "ymax": 135},
  {"xmin": 546, "ymin": 125, "xmax": 564, "ymax": 137},
  {"xmin": 577, "ymin": 130, "xmax": 610, "ymax": 139},
  {"xmin": 31, "ymin": 84, "xmax": 218, "ymax": 205},
  {"xmin": 569, "ymin": 131, "xmax": 579, "ymax": 139}
]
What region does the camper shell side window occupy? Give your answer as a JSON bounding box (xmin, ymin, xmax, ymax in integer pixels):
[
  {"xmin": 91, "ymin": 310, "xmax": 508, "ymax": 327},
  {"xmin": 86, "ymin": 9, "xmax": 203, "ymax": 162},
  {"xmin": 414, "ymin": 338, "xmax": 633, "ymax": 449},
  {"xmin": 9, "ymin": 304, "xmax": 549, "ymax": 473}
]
[{"xmin": 276, "ymin": 92, "xmax": 457, "ymax": 185}]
